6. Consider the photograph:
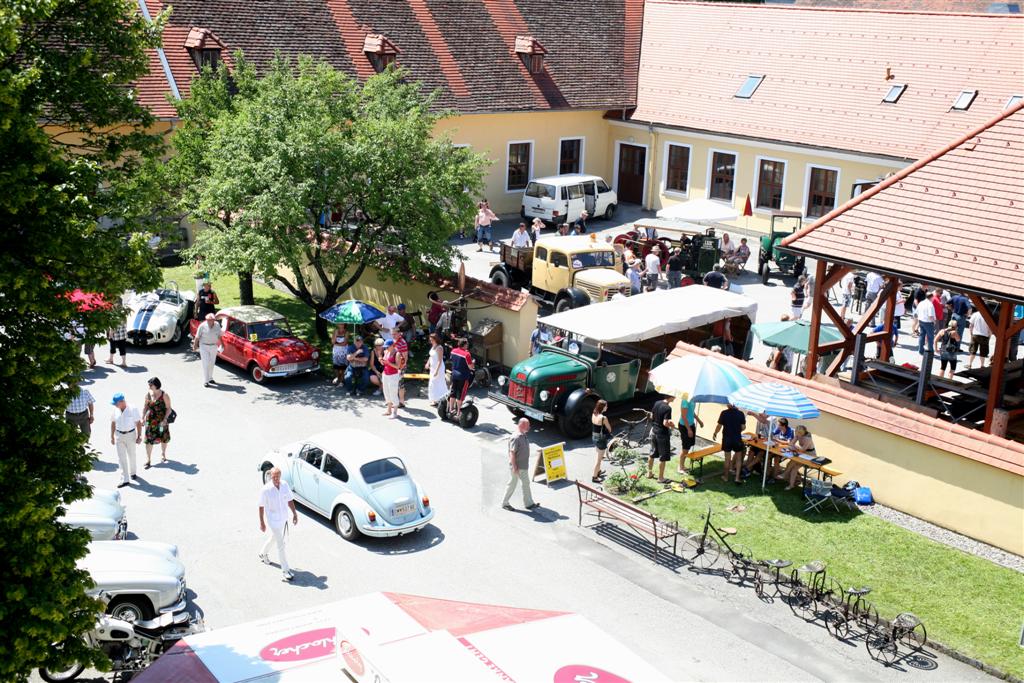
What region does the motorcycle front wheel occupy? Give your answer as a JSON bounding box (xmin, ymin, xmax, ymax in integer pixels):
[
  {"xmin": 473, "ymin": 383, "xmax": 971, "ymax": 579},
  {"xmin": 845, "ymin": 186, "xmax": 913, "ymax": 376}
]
[{"xmin": 38, "ymin": 662, "xmax": 85, "ymax": 682}]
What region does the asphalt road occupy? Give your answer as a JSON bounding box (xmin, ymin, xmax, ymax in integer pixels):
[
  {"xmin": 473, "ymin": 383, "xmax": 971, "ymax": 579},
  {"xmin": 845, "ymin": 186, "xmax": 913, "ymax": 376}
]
[{"xmin": 59, "ymin": 340, "xmax": 990, "ymax": 682}]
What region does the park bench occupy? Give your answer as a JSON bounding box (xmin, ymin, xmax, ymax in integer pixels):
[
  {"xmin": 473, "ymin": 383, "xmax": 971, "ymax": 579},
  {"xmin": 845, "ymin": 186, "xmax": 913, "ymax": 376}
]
[{"xmin": 576, "ymin": 481, "xmax": 682, "ymax": 561}]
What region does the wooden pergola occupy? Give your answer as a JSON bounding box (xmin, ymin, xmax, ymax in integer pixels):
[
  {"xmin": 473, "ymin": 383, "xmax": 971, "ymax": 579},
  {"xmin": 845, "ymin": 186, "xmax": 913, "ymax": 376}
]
[{"xmin": 782, "ymin": 102, "xmax": 1024, "ymax": 436}]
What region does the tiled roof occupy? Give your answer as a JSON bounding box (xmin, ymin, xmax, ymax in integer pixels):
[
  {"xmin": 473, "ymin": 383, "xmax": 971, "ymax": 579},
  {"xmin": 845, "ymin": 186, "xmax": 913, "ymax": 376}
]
[
  {"xmin": 632, "ymin": 1, "xmax": 1024, "ymax": 160},
  {"xmin": 136, "ymin": 0, "xmax": 643, "ymax": 117},
  {"xmin": 783, "ymin": 103, "xmax": 1024, "ymax": 303},
  {"xmin": 669, "ymin": 343, "xmax": 1024, "ymax": 476},
  {"xmin": 788, "ymin": 0, "xmax": 1012, "ymax": 11}
]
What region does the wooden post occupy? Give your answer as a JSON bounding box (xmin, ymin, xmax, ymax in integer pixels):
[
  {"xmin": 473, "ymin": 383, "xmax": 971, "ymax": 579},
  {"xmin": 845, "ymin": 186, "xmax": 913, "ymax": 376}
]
[
  {"xmin": 805, "ymin": 260, "xmax": 827, "ymax": 378},
  {"xmin": 984, "ymin": 301, "xmax": 1013, "ymax": 433},
  {"xmin": 879, "ymin": 277, "xmax": 898, "ymax": 362}
]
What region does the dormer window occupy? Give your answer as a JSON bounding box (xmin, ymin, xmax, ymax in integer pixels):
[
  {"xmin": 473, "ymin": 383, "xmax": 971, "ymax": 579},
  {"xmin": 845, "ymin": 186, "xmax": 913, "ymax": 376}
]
[
  {"xmin": 364, "ymin": 34, "xmax": 400, "ymax": 73},
  {"xmin": 515, "ymin": 36, "xmax": 547, "ymax": 75},
  {"xmin": 184, "ymin": 27, "xmax": 225, "ymax": 72}
]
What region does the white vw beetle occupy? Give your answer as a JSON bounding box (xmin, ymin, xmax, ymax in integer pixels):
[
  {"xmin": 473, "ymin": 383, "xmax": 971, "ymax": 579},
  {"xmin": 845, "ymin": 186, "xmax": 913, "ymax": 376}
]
[
  {"xmin": 63, "ymin": 488, "xmax": 127, "ymax": 540},
  {"xmin": 260, "ymin": 429, "xmax": 434, "ymax": 541},
  {"xmin": 80, "ymin": 541, "xmax": 187, "ymax": 623},
  {"xmin": 124, "ymin": 282, "xmax": 195, "ymax": 346}
]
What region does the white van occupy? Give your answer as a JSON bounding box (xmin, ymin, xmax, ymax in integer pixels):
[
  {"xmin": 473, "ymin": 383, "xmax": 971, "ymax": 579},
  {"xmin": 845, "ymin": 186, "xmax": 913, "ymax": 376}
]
[{"xmin": 521, "ymin": 174, "xmax": 617, "ymax": 226}]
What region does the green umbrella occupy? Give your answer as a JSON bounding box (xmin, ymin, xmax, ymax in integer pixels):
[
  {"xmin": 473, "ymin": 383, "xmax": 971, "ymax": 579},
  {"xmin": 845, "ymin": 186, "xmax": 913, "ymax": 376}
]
[{"xmin": 751, "ymin": 319, "xmax": 845, "ymax": 355}]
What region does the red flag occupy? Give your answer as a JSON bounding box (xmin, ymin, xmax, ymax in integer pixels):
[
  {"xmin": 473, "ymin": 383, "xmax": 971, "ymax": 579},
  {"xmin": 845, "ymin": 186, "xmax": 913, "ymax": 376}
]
[{"xmin": 742, "ymin": 194, "xmax": 753, "ymax": 217}]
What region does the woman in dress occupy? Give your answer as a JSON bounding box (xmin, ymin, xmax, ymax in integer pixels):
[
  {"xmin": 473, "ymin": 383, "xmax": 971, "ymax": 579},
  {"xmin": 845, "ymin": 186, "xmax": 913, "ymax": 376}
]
[
  {"xmin": 590, "ymin": 400, "xmax": 611, "ymax": 483},
  {"xmin": 425, "ymin": 333, "xmax": 447, "ymax": 406},
  {"xmin": 331, "ymin": 323, "xmax": 348, "ymax": 386},
  {"xmin": 142, "ymin": 376, "xmax": 171, "ymax": 468}
]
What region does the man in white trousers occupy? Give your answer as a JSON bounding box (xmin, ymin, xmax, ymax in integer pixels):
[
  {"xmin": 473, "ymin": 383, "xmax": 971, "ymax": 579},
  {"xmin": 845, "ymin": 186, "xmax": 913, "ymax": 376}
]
[
  {"xmin": 259, "ymin": 467, "xmax": 298, "ymax": 581},
  {"xmin": 109, "ymin": 393, "xmax": 142, "ymax": 488},
  {"xmin": 192, "ymin": 313, "xmax": 223, "ymax": 387}
]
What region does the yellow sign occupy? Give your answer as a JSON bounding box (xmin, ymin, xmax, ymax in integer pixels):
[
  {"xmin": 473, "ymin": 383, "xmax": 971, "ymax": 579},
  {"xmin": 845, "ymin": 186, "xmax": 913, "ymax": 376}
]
[{"xmin": 533, "ymin": 442, "xmax": 567, "ymax": 485}]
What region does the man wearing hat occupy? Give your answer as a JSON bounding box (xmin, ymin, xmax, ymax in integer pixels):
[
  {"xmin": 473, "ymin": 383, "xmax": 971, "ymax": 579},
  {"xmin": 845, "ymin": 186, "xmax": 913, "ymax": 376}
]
[
  {"xmin": 109, "ymin": 393, "xmax": 142, "ymax": 488},
  {"xmin": 192, "ymin": 313, "xmax": 223, "ymax": 387}
]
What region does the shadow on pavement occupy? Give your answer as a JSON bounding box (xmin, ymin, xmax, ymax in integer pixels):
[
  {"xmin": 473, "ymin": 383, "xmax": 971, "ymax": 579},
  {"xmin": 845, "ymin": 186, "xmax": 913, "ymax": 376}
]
[
  {"xmin": 591, "ymin": 521, "xmax": 687, "ymax": 571},
  {"xmin": 130, "ymin": 476, "xmax": 173, "ymax": 498},
  {"xmin": 288, "ymin": 569, "xmax": 329, "ymax": 590},
  {"xmin": 155, "ymin": 460, "xmax": 199, "ymax": 475}
]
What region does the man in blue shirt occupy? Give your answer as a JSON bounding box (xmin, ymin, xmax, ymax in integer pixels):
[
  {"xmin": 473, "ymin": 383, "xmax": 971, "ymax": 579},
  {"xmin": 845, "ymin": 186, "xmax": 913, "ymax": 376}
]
[
  {"xmin": 949, "ymin": 292, "xmax": 971, "ymax": 346},
  {"xmin": 676, "ymin": 394, "xmax": 704, "ymax": 476}
]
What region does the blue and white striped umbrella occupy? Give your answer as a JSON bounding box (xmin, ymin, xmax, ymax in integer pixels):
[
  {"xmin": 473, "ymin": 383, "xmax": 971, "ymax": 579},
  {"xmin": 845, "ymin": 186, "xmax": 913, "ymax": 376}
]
[
  {"xmin": 726, "ymin": 382, "xmax": 820, "ymax": 420},
  {"xmin": 649, "ymin": 355, "xmax": 751, "ymax": 404}
]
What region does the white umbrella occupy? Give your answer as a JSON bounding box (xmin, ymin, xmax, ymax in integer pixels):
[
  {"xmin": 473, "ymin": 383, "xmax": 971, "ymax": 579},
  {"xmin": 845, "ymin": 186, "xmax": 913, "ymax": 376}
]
[
  {"xmin": 649, "ymin": 355, "xmax": 751, "ymax": 404},
  {"xmin": 656, "ymin": 198, "xmax": 739, "ymax": 223}
]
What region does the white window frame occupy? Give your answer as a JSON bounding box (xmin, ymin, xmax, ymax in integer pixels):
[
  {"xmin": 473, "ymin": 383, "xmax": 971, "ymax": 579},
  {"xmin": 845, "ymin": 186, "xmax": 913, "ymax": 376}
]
[
  {"xmin": 505, "ymin": 139, "xmax": 535, "ymax": 194},
  {"xmin": 1005, "ymin": 94, "xmax": 1023, "ymax": 110},
  {"xmin": 803, "ymin": 164, "xmax": 842, "ymax": 220},
  {"xmin": 611, "ymin": 140, "xmax": 650, "ymax": 207},
  {"xmin": 750, "ymin": 155, "xmax": 788, "ymax": 214},
  {"xmin": 557, "ymin": 136, "xmax": 585, "ymax": 175},
  {"xmin": 851, "ymin": 177, "xmax": 874, "ymax": 198},
  {"xmin": 661, "ymin": 141, "xmax": 692, "ymax": 198},
  {"xmin": 706, "ymin": 147, "xmax": 738, "ymax": 205}
]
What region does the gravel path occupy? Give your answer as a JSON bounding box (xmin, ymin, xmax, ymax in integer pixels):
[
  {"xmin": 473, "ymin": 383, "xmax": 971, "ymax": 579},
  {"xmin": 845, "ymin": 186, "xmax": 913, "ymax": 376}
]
[{"xmin": 861, "ymin": 501, "xmax": 1024, "ymax": 573}]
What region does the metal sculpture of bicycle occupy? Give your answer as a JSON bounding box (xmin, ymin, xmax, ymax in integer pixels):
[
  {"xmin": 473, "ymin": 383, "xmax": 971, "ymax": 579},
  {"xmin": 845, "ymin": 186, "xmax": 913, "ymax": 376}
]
[{"xmin": 866, "ymin": 612, "xmax": 928, "ymax": 665}]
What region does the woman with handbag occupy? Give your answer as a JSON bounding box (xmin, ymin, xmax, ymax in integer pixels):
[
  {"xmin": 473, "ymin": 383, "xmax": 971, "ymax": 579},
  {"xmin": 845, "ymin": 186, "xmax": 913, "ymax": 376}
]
[{"xmin": 142, "ymin": 376, "xmax": 172, "ymax": 468}]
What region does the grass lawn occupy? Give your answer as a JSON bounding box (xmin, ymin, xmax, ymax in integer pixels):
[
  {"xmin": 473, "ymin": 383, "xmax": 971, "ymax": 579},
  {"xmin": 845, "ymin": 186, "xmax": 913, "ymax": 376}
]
[{"xmin": 614, "ymin": 459, "xmax": 1024, "ymax": 677}]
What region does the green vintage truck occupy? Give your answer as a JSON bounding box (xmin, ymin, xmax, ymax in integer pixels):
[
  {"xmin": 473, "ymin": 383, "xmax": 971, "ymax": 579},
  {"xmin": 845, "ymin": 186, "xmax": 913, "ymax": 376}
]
[{"xmin": 489, "ymin": 287, "xmax": 758, "ymax": 439}]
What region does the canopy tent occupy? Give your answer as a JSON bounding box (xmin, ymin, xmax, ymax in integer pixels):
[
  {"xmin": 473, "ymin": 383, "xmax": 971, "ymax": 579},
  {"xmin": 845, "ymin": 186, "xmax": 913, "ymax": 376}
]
[
  {"xmin": 655, "ymin": 198, "xmax": 739, "ymax": 223},
  {"xmin": 752, "ymin": 319, "xmax": 845, "ymax": 355},
  {"xmin": 136, "ymin": 592, "xmax": 669, "ymax": 683},
  {"xmin": 538, "ymin": 287, "xmax": 757, "ymax": 344}
]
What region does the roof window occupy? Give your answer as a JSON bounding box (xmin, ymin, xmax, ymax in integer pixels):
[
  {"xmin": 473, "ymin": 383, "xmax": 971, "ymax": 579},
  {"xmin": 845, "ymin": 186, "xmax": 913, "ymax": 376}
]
[
  {"xmin": 184, "ymin": 27, "xmax": 225, "ymax": 71},
  {"xmin": 735, "ymin": 75, "xmax": 764, "ymax": 99},
  {"xmin": 882, "ymin": 84, "xmax": 906, "ymax": 104},
  {"xmin": 1006, "ymin": 94, "xmax": 1023, "ymax": 109},
  {"xmin": 364, "ymin": 34, "xmax": 400, "ymax": 74},
  {"xmin": 514, "ymin": 36, "xmax": 547, "ymax": 75},
  {"xmin": 951, "ymin": 90, "xmax": 978, "ymax": 111}
]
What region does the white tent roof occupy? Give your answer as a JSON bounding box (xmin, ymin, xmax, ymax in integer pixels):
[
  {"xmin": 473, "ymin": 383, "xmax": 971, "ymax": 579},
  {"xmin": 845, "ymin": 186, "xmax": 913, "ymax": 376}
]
[
  {"xmin": 538, "ymin": 287, "xmax": 757, "ymax": 343},
  {"xmin": 656, "ymin": 198, "xmax": 739, "ymax": 222}
]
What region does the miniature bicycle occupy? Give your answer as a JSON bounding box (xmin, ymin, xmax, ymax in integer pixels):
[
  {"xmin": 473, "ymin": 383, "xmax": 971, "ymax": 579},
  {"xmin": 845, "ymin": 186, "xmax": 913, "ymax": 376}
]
[
  {"xmin": 606, "ymin": 409, "xmax": 653, "ymax": 463},
  {"xmin": 683, "ymin": 506, "xmax": 754, "ymax": 578},
  {"xmin": 788, "ymin": 560, "xmax": 844, "ymax": 621},
  {"xmin": 866, "ymin": 612, "xmax": 928, "ymax": 664},
  {"xmin": 754, "ymin": 559, "xmax": 794, "ymax": 601},
  {"xmin": 823, "ymin": 586, "xmax": 879, "ymax": 640}
]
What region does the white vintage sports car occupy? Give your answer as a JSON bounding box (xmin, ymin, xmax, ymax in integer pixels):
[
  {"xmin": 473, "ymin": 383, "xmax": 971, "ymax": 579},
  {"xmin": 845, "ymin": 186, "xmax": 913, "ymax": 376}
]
[
  {"xmin": 124, "ymin": 282, "xmax": 195, "ymax": 346},
  {"xmin": 259, "ymin": 428, "xmax": 434, "ymax": 541},
  {"xmin": 63, "ymin": 488, "xmax": 127, "ymax": 540},
  {"xmin": 80, "ymin": 541, "xmax": 187, "ymax": 623}
]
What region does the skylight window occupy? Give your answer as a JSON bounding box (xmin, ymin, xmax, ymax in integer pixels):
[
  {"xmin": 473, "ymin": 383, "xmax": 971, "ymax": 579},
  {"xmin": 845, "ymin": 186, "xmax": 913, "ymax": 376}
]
[
  {"xmin": 1006, "ymin": 94, "xmax": 1023, "ymax": 110},
  {"xmin": 952, "ymin": 89, "xmax": 978, "ymax": 111},
  {"xmin": 882, "ymin": 84, "xmax": 906, "ymax": 104},
  {"xmin": 735, "ymin": 75, "xmax": 765, "ymax": 99}
]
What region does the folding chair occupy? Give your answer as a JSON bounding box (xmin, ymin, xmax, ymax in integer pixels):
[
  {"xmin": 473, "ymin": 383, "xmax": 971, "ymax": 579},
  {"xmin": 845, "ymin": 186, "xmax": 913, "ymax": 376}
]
[{"xmin": 803, "ymin": 478, "xmax": 841, "ymax": 514}]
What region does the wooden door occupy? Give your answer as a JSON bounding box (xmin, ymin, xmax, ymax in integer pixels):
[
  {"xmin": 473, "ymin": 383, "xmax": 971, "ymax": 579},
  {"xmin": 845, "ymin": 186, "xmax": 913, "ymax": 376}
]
[{"xmin": 617, "ymin": 144, "xmax": 646, "ymax": 204}]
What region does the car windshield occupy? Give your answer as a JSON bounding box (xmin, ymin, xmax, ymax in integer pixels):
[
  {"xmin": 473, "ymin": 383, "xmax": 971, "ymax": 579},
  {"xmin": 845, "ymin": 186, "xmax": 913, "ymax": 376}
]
[
  {"xmin": 156, "ymin": 289, "xmax": 181, "ymax": 305},
  {"xmin": 525, "ymin": 182, "xmax": 556, "ymax": 199},
  {"xmin": 570, "ymin": 251, "xmax": 616, "ymax": 268},
  {"xmin": 248, "ymin": 318, "xmax": 292, "ymax": 341},
  {"xmin": 360, "ymin": 457, "xmax": 406, "ymax": 484}
]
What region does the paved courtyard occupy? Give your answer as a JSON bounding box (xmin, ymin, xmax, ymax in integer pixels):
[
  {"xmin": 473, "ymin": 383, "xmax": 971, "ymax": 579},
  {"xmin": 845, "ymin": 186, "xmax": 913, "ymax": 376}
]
[{"xmin": 68, "ymin": 337, "xmax": 990, "ymax": 682}]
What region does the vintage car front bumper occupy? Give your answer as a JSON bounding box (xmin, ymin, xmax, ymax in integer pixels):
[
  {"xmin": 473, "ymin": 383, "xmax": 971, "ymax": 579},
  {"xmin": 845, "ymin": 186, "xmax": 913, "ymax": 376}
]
[
  {"xmin": 263, "ymin": 361, "xmax": 319, "ymax": 378},
  {"xmin": 360, "ymin": 510, "xmax": 434, "ymax": 538},
  {"xmin": 487, "ymin": 392, "xmax": 555, "ymax": 422}
]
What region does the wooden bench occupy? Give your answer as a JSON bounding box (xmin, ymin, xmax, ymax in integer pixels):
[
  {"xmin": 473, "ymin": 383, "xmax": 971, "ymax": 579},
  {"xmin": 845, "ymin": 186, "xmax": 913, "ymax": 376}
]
[
  {"xmin": 683, "ymin": 439, "xmax": 722, "ymax": 481},
  {"xmin": 576, "ymin": 481, "xmax": 682, "ymax": 561}
]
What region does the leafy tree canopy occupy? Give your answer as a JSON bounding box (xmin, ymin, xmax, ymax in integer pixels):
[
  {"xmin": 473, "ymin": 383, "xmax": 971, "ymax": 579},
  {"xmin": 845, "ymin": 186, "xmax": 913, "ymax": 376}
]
[
  {"xmin": 185, "ymin": 55, "xmax": 486, "ymax": 337},
  {"xmin": 0, "ymin": 1, "xmax": 165, "ymax": 679}
]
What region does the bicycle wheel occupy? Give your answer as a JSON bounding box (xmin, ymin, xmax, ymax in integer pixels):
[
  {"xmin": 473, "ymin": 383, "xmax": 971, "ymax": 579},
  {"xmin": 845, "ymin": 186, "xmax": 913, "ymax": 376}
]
[
  {"xmin": 684, "ymin": 533, "xmax": 721, "ymax": 570},
  {"xmin": 821, "ymin": 577, "xmax": 845, "ymax": 608},
  {"xmin": 824, "ymin": 608, "xmax": 851, "ymax": 640},
  {"xmin": 866, "ymin": 629, "xmax": 898, "ymax": 664},
  {"xmin": 788, "ymin": 584, "xmax": 815, "ymax": 619},
  {"xmin": 728, "ymin": 544, "xmax": 756, "ymax": 584},
  {"xmin": 894, "ymin": 613, "xmax": 927, "ymax": 651}
]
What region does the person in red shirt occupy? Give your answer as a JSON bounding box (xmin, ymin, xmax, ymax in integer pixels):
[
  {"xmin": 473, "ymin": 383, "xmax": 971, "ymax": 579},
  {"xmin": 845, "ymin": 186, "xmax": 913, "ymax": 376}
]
[
  {"xmin": 447, "ymin": 338, "xmax": 475, "ymax": 420},
  {"xmin": 382, "ymin": 328, "xmax": 408, "ymax": 419},
  {"xmin": 931, "ymin": 288, "xmax": 945, "ymax": 324}
]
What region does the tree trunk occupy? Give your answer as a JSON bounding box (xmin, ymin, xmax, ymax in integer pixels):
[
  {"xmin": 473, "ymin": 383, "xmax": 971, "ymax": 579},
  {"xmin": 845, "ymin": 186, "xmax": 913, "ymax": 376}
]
[
  {"xmin": 314, "ymin": 308, "xmax": 330, "ymax": 342},
  {"xmin": 238, "ymin": 271, "xmax": 254, "ymax": 306}
]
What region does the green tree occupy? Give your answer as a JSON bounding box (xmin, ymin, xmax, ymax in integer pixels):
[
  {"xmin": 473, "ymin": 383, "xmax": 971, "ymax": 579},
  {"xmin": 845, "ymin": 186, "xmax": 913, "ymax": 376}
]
[
  {"xmin": 0, "ymin": 1, "xmax": 164, "ymax": 679},
  {"xmin": 190, "ymin": 56, "xmax": 485, "ymax": 339}
]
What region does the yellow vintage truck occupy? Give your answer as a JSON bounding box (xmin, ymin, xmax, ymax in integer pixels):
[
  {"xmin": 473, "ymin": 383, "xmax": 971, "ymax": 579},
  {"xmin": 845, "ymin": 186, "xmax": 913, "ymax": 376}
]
[{"xmin": 488, "ymin": 235, "xmax": 631, "ymax": 312}]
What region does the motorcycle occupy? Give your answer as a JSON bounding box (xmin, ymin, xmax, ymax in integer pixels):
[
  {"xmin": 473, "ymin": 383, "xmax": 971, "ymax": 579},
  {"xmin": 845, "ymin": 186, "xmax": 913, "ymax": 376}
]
[{"xmin": 39, "ymin": 603, "xmax": 202, "ymax": 682}]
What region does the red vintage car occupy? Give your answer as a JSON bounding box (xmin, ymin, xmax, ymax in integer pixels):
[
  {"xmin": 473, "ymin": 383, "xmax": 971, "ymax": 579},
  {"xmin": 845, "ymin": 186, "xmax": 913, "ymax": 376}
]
[{"xmin": 189, "ymin": 305, "xmax": 320, "ymax": 383}]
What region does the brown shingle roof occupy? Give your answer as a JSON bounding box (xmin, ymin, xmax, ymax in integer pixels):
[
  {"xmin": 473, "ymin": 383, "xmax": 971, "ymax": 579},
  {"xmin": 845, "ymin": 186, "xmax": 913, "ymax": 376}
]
[
  {"xmin": 669, "ymin": 342, "xmax": 1024, "ymax": 476},
  {"xmin": 632, "ymin": 1, "xmax": 1024, "ymax": 160},
  {"xmin": 783, "ymin": 102, "xmax": 1024, "ymax": 303},
  {"xmin": 136, "ymin": 0, "xmax": 643, "ymax": 117}
]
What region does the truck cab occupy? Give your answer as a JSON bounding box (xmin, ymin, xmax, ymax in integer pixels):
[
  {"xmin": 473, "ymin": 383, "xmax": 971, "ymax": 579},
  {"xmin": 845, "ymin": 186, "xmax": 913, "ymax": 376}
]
[{"xmin": 490, "ymin": 236, "xmax": 631, "ymax": 312}]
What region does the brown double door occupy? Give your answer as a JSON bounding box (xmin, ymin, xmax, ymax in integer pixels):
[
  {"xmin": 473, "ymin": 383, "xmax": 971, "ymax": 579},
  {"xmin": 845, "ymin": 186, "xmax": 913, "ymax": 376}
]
[{"xmin": 617, "ymin": 143, "xmax": 646, "ymax": 204}]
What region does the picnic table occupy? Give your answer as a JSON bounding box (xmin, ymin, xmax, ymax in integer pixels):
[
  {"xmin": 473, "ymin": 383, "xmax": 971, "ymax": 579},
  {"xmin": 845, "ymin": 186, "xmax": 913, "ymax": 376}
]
[{"xmin": 742, "ymin": 433, "xmax": 842, "ymax": 488}]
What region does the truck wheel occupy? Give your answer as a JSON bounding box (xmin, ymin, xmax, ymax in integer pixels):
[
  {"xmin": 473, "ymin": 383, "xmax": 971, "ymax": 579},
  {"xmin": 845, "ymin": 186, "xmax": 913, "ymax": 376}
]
[
  {"xmin": 558, "ymin": 396, "xmax": 598, "ymax": 440},
  {"xmin": 555, "ymin": 297, "xmax": 573, "ymax": 313},
  {"xmin": 604, "ymin": 204, "xmax": 616, "ymax": 220},
  {"xmin": 491, "ymin": 270, "xmax": 510, "ymax": 288},
  {"xmin": 520, "ymin": 208, "xmax": 528, "ymax": 220},
  {"xmin": 761, "ymin": 263, "xmax": 771, "ymax": 285}
]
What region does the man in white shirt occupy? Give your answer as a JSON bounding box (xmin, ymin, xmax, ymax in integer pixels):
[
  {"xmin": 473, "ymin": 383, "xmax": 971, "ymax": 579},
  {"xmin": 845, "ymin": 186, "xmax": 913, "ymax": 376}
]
[
  {"xmin": 258, "ymin": 467, "xmax": 298, "ymax": 581},
  {"xmin": 377, "ymin": 305, "xmax": 403, "ymax": 335},
  {"xmin": 864, "ymin": 271, "xmax": 883, "ymax": 306},
  {"xmin": 611, "ymin": 284, "xmax": 628, "ymax": 301},
  {"xmin": 109, "ymin": 393, "xmax": 142, "ymax": 488},
  {"xmin": 192, "ymin": 313, "xmax": 223, "ymax": 387},
  {"xmin": 915, "ymin": 291, "xmax": 937, "ymax": 355},
  {"xmin": 967, "ymin": 306, "xmax": 992, "ymax": 369},
  {"xmin": 510, "ymin": 222, "xmax": 531, "ymax": 249},
  {"xmin": 839, "ymin": 271, "xmax": 856, "ymax": 319},
  {"xmin": 644, "ymin": 246, "xmax": 662, "ymax": 291}
]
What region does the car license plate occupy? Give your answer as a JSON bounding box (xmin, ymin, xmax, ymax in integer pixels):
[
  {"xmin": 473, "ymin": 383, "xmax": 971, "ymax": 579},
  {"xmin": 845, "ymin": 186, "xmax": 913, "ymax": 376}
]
[
  {"xmin": 276, "ymin": 363, "xmax": 296, "ymax": 373},
  {"xmin": 524, "ymin": 407, "xmax": 545, "ymax": 421},
  {"xmin": 392, "ymin": 503, "xmax": 415, "ymax": 517}
]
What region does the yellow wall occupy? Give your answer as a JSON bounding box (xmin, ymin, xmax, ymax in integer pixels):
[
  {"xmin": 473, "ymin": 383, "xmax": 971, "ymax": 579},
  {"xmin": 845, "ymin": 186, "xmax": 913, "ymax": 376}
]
[
  {"xmin": 678, "ymin": 401, "xmax": 1024, "ymax": 556},
  {"xmin": 607, "ymin": 122, "xmax": 908, "ymax": 234},
  {"xmin": 435, "ymin": 110, "xmax": 613, "ymax": 215}
]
